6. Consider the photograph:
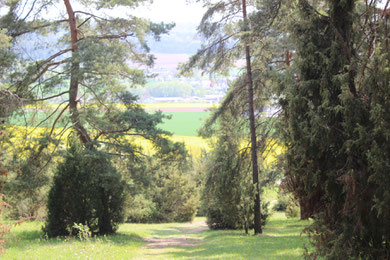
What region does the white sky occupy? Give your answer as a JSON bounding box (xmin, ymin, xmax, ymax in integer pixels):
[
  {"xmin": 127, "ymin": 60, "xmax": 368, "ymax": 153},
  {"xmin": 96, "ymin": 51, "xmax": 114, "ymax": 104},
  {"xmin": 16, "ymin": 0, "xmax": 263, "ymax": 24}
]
[{"xmin": 134, "ymin": 0, "xmax": 205, "ymax": 24}]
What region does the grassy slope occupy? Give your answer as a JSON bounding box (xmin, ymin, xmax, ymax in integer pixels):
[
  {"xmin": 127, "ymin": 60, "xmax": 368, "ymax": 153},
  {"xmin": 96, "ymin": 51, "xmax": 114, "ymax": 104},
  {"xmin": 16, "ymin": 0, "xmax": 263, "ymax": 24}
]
[{"xmin": 4, "ymin": 214, "xmax": 310, "ymax": 259}]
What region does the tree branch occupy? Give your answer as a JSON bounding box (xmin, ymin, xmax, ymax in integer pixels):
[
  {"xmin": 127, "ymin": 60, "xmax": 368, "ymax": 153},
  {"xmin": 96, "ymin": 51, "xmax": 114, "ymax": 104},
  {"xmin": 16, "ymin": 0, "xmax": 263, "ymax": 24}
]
[
  {"xmin": 10, "ymin": 20, "xmax": 68, "ymax": 37},
  {"xmin": 80, "ymin": 33, "xmax": 135, "ymax": 41},
  {"xmin": 49, "ymin": 104, "xmax": 69, "ymax": 136},
  {"xmin": 79, "ymin": 82, "xmax": 109, "ymax": 110},
  {"xmin": 29, "ymin": 91, "xmax": 69, "ymax": 102}
]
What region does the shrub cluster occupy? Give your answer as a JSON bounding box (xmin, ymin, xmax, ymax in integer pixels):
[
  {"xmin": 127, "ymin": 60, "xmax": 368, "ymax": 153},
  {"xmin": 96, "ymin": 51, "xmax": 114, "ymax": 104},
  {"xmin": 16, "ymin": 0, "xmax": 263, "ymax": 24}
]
[{"xmin": 123, "ymin": 155, "xmax": 199, "ymax": 223}]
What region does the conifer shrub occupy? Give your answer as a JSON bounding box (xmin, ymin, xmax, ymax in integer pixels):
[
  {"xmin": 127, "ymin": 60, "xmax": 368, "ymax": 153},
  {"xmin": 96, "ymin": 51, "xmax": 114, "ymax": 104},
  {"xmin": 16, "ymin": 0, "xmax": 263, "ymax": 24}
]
[
  {"xmin": 279, "ymin": 1, "xmax": 390, "ymax": 257},
  {"xmin": 153, "ymin": 169, "xmax": 199, "ymax": 222},
  {"xmin": 4, "ymin": 143, "xmax": 51, "ymax": 220},
  {"xmin": 202, "ymin": 135, "xmax": 269, "ymax": 232},
  {"xmin": 44, "ymin": 139, "xmax": 125, "ymax": 237},
  {"xmin": 123, "ymin": 159, "xmax": 199, "ymax": 223}
]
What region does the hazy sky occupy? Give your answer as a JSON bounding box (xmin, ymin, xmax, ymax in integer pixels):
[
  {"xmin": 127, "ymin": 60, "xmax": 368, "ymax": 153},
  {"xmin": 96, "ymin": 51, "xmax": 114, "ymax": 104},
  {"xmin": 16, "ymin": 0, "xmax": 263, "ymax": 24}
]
[{"xmin": 135, "ymin": 0, "xmax": 205, "ymax": 24}]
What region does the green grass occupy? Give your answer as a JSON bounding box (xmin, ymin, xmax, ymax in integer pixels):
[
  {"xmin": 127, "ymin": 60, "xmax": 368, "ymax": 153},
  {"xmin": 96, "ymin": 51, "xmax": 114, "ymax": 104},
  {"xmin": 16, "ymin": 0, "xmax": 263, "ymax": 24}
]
[
  {"xmin": 176, "ymin": 214, "xmax": 310, "ymax": 260},
  {"xmin": 3, "ymin": 214, "xmax": 311, "ymax": 259},
  {"xmin": 161, "ymin": 112, "xmax": 210, "ymax": 136}
]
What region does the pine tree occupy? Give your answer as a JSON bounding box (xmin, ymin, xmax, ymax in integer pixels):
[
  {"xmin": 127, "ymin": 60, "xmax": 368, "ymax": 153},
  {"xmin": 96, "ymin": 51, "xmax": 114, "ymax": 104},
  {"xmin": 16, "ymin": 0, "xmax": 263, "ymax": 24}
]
[
  {"xmin": 0, "ymin": 0, "xmax": 174, "ymax": 150},
  {"xmin": 182, "ymin": 0, "xmax": 283, "ymax": 235}
]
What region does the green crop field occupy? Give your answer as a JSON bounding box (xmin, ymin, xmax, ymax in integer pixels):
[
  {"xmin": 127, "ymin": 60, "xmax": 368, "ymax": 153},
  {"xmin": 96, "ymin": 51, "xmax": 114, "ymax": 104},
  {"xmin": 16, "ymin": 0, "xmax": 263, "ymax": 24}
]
[
  {"xmin": 142, "ymin": 102, "xmax": 215, "ymax": 110},
  {"xmin": 160, "ymin": 112, "xmax": 210, "ymax": 136},
  {"xmin": 9, "ymin": 105, "xmax": 211, "ymax": 137}
]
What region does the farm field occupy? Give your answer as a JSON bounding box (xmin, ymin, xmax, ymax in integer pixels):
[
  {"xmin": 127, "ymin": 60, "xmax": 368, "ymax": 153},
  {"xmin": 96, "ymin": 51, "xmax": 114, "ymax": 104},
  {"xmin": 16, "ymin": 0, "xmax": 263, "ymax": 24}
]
[
  {"xmin": 142, "ymin": 102, "xmax": 215, "ymax": 110},
  {"xmin": 6, "ymin": 102, "xmax": 284, "ymax": 159},
  {"xmin": 3, "ymin": 213, "xmax": 311, "ymax": 259},
  {"xmin": 9, "ymin": 111, "xmax": 210, "ymax": 137},
  {"xmin": 7, "ymin": 103, "xmax": 213, "ymax": 156},
  {"xmin": 160, "ymin": 112, "xmax": 210, "ymax": 136}
]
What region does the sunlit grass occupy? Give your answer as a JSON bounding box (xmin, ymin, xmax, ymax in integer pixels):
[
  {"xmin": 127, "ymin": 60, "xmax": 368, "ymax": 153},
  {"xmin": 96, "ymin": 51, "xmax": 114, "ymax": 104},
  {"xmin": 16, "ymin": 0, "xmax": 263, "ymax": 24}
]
[
  {"xmin": 164, "ymin": 213, "xmax": 311, "ymax": 260},
  {"xmin": 4, "ymin": 214, "xmax": 311, "ymax": 259}
]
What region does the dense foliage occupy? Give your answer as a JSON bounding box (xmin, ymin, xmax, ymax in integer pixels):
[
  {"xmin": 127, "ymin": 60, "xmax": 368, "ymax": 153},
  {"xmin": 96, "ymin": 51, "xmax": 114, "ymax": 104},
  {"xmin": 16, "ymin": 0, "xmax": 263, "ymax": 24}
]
[
  {"xmin": 279, "ymin": 0, "xmax": 390, "ymax": 258},
  {"xmin": 123, "ymin": 144, "xmax": 199, "ymax": 223},
  {"xmin": 199, "ymin": 108, "xmax": 270, "ymax": 234},
  {"xmin": 3, "ymin": 144, "xmax": 51, "ymax": 219},
  {"xmin": 44, "ymin": 137, "xmax": 126, "ymax": 237}
]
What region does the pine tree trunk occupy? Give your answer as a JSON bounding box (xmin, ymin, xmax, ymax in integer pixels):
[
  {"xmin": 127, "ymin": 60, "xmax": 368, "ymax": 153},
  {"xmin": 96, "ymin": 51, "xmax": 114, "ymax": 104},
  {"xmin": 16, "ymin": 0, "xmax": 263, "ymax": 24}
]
[
  {"xmin": 241, "ymin": 0, "xmax": 262, "ymax": 235},
  {"xmin": 64, "ymin": 0, "xmax": 92, "ymax": 146}
]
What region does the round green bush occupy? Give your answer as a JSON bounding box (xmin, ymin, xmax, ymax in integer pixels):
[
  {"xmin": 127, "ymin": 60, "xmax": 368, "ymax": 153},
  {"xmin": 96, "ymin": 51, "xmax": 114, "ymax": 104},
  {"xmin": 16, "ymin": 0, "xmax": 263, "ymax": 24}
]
[{"xmin": 44, "ymin": 141, "xmax": 125, "ymax": 237}]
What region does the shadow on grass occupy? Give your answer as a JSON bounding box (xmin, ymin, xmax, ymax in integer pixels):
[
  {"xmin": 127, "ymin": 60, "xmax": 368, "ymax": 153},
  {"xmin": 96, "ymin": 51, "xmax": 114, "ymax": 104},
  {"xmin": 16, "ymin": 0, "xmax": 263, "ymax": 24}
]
[{"xmin": 104, "ymin": 232, "xmax": 144, "ymax": 245}]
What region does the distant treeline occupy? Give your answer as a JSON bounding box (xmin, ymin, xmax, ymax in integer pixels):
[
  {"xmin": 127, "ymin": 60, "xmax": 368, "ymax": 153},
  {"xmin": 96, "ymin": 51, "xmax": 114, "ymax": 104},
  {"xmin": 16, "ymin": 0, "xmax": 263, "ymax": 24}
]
[{"xmin": 130, "ymin": 81, "xmax": 220, "ymax": 98}]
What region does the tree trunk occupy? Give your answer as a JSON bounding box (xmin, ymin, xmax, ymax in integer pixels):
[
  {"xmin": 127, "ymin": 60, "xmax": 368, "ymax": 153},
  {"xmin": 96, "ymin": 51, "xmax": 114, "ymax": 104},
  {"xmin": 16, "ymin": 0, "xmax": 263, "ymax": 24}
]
[
  {"xmin": 64, "ymin": 0, "xmax": 92, "ymax": 147},
  {"xmin": 241, "ymin": 0, "xmax": 262, "ymax": 235}
]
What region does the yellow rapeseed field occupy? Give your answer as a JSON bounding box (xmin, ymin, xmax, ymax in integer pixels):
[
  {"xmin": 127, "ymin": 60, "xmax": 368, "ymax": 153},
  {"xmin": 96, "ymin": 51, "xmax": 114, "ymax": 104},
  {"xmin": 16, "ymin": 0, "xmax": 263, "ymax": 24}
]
[
  {"xmin": 4, "ymin": 125, "xmax": 210, "ymax": 158},
  {"xmin": 4, "ymin": 125, "xmax": 282, "ymax": 166}
]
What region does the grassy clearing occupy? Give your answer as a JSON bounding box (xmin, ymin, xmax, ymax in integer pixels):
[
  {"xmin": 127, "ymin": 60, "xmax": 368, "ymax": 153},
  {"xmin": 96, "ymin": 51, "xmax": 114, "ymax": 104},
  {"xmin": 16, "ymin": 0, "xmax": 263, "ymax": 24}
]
[{"xmin": 3, "ymin": 213, "xmax": 310, "ymax": 259}]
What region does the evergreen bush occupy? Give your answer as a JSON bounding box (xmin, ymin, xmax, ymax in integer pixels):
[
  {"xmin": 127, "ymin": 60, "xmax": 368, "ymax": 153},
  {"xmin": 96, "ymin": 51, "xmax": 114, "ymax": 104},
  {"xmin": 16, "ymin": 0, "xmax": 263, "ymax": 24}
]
[
  {"xmin": 279, "ymin": 1, "xmax": 390, "ymax": 257},
  {"xmin": 203, "ymin": 132, "xmax": 269, "ymax": 233},
  {"xmin": 122, "ymin": 152, "xmax": 198, "ymax": 223},
  {"xmin": 44, "ymin": 139, "xmax": 125, "ymax": 237}
]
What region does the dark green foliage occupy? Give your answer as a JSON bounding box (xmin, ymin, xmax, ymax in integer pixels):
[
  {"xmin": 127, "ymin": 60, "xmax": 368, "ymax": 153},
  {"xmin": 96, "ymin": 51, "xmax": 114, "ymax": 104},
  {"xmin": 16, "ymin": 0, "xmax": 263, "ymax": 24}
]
[
  {"xmin": 279, "ymin": 0, "xmax": 390, "ymax": 258},
  {"xmin": 272, "ymin": 189, "xmax": 289, "ymax": 212},
  {"xmin": 44, "ymin": 138, "xmax": 125, "ymax": 237},
  {"xmin": 122, "ymin": 142, "xmax": 199, "ymax": 223},
  {"xmin": 151, "ymin": 168, "xmax": 199, "ymax": 222},
  {"xmin": 203, "ymin": 135, "xmax": 253, "ymax": 230},
  {"xmin": 4, "ymin": 142, "xmax": 51, "ymax": 219},
  {"xmin": 201, "ymin": 111, "xmax": 269, "ymax": 234}
]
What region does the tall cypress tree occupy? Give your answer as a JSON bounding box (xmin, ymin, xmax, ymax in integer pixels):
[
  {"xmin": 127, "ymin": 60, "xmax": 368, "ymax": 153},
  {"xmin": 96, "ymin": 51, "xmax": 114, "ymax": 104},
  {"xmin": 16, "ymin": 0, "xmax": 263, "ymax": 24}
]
[{"xmin": 280, "ymin": 0, "xmax": 390, "ymax": 258}]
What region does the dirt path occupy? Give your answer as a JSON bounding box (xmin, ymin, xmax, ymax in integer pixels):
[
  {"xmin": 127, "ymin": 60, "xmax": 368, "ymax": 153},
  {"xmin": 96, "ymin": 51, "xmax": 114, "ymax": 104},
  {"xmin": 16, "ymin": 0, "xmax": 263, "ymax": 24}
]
[{"xmin": 142, "ymin": 219, "xmax": 208, "ymax": 249}]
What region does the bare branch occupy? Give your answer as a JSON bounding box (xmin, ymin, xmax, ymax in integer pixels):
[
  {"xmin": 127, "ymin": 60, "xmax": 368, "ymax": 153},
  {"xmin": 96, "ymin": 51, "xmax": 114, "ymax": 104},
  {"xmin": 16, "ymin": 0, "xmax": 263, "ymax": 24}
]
[
  {"xmin": 29, "ymin": 91, "xmax": 69, "ymax": 102},
  {"xmin": 79, "ymin": 82, "xmax": 109, "ymax": 110},
  {"xmin": 27, "ymin": 101, "xmax": 69, "ymax": 136},
  {"xmin": 80, "ymin": 33, "xmax": 135, "ymax": 41},
  {"xmin": 49, "ymin": 104, "xmax": 69, "ymax": 136},
  {"xmin": 10, "ymin": 20, "xmax": 68, "ymax": 37}
]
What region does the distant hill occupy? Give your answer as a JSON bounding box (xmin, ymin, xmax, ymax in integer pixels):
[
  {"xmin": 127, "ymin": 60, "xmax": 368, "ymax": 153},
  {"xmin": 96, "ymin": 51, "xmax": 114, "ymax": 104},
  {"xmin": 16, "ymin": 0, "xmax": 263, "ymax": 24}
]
[
  {"xmin": 148, "ymin": 23, "xmax": 201, "ymax": 55},
  {"xmin": 14, "ymin": 22, "xmax": 201, "ymax": 61},
  {"xmin": 152, "ymin": 53, "xmax": 189, "ymax": 70}
]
